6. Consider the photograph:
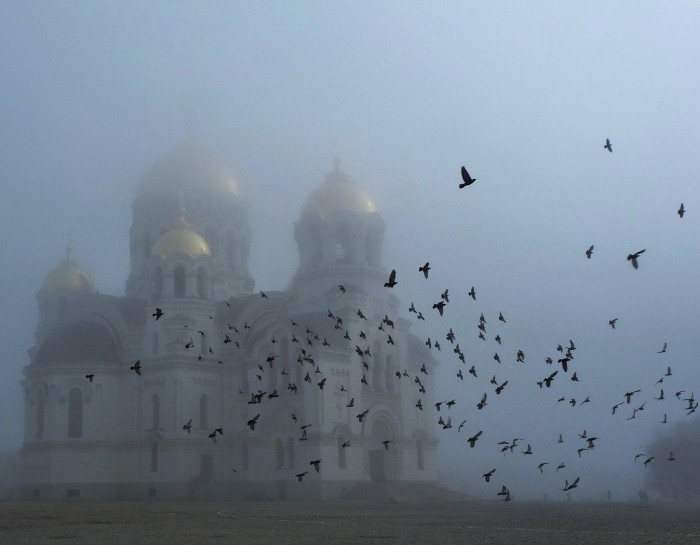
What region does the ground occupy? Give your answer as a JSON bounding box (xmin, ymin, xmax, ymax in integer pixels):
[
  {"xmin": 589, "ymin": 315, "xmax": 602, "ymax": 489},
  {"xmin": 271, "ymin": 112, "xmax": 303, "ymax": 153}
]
[{"xmin": 1, "ymin": 500, "xmax": 699, "ymax": 544}]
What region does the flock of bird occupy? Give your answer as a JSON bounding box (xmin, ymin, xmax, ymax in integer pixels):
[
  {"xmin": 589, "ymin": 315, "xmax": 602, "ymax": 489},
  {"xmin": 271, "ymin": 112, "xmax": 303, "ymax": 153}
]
[{"xmin": 83, "ymin": 137, "xmax": 691, "ymax": 499}]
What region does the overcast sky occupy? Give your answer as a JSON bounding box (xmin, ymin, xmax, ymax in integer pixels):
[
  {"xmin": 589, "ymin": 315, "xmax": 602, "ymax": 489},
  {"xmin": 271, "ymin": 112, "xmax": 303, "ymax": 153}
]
[{"xmin": 2, "ymin": 2, "xmax": 699, "ymax": 500}]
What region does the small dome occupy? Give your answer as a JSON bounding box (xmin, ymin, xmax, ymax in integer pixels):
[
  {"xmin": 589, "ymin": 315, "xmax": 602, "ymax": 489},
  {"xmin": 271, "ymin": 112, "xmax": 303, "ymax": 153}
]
[
  {"xmin": 137, "ymin": 139, "xmax": 241, "ymax": 199},
  {"xmin": 152, "ymin": 220, "xmax": 211, "ymax": 258},
  {"xmin": 301, "ymin": 163, "xmax": 377, "ymax": 220},
  {"xmin": 41, "ymin": 254, "xmax": 95, "ymax": 296}
]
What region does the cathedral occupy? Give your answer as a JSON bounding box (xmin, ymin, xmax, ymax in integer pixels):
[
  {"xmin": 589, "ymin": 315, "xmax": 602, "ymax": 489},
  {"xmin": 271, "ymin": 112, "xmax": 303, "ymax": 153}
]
[{"xmin": 20, "ymin": 141, "xmax": 439, "ymax": 500}]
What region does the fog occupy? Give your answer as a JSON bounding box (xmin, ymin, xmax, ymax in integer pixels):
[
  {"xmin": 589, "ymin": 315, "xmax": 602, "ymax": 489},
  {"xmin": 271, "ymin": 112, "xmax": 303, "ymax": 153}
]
[{"xmin": 2, "ymin": 2, "xmax": 699, "ymax": 501}]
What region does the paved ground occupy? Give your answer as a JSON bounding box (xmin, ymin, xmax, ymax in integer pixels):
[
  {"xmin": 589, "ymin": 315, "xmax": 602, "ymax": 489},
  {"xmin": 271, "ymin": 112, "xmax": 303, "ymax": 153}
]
[{"xmin": 1, "ymin": 500, "xmax": 699, "ymax": 544}]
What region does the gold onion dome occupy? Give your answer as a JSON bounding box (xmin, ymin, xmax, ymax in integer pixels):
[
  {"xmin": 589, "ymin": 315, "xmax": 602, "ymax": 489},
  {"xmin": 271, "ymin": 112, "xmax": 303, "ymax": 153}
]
[
  {"xmin": 301, "ymin": 160, "xmax": 377, "ymax": 220},
  {"xmin": 41, "ymin": 246, "xmax": 95, "ymax": 295},
  {"xmin": 152, "ymin": 217, "xmax": 211, "ymax": 258},
  {"xmin": 137, "ymin": 139, "xmax": 241, "ymax": 198}
]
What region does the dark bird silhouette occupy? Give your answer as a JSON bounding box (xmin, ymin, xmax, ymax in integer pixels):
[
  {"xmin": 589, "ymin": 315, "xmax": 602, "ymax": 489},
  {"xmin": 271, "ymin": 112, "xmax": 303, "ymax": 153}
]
[
  {"xmin": 543, "ymin": 371, "xmax": 558, "ymax": 388},
  {"xmin": 467, "ymin": 430, "xmax": 483, "ymax": 447},
  {"xmin": 208, "ymin": 431, "xmax": 218, "ymax": 443},
  {"xmin": 260, "ymin": 290, "xmax": 268, "ymax": 299},
  {"xmin": 460, "ymin": 166, "xmax": 476, "ymax": 187},
  {"xmin": 624, "ymin": 390, "xmax": 641, "ymax": 404},
  {"xmin": 477, "ymin": 392, "xmax": 487, "ymax": 410},
  {"xmin": 433, "ymin": 301, "xmax": 446, "ymax": 316},
  {"xmin": 586, "ymin": 245, "xmax": 594, "ymax": 259},
  {"xmin": 643, "ymin": 456, "xmax": 655, "ymax": 468},
  {"xmin": 609, "ymin": 318, "xmax": 618, "ymax": 329},
  {"xmin": 130, "ymin": 360, "xmax": 141, "ymax": 376},
  {"xmin": 419, "ymin": 262, "xmax": 430, "ymax": 278},
  {"xmin": 467, "ymin": 286, "xmax": 476, "ymax": 300},
  {"xmin": 678, "ymin": 203, "xmax": 685, "ymax": 218},
  {"xmin": 657, "ymin": 342, "xmax": 667, "ymax": 354},
  {"xmin": 183, "ymin": 418, "xmax": 192, "ymax": 433},
  {"xmin": 561, "ymin": 477, "xmax": 580, "ymax": 491},
  {"xmin": 357, "ymin": 409, "xmax": 369, "ymax": 423},
  {"xmin": 384, "ymin": 269, "xmax": 398, "ymax": 288},
  {"xmin": 483, "ymin": 469, "xmax": 496, "ymax": 482},
  {"xmin": 382, "ymin": 440, "xmax": 391, "ymax": 450},
  {"xmin": 627, "ymin": 249, "xmax": 646, "ymax": 269},
  {"xmin": 537, "ymin": 462, "xmax": 549, "ymax": 473},
  {"xmin": 85, "ymin": 374, "xmax": 94, "ymax": 382},
  {"xmin": 152, "ymin": 308, "xmax": 164, "ymax": 320},
  {"xmin": 310, "ymin": 459, "xmax": 322, "ymax": 473},
  {"xmin": 247, "ymin": 414, "xmax": 260, "ymax": 430},
  {"xmin": 493, "ymin": 353, "xmax": 501, "ymax": 364},
  {"xmin": 296, "ymin": 471, "xmax": 308, "ymax": 482},
  {"xmin": 498, "ymin": 312, "xmax": 506, "ymax": 323},
  {"xmin": 604, "ymin": 138, "xmax": 612, "ymax": 152},
  {"xmin": 338, "ymin": 285, "xmax": 346, "ymax": 293}
]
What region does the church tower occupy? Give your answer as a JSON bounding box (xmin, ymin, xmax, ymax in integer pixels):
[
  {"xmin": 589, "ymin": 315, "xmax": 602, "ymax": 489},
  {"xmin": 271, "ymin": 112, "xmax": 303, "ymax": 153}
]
[{"xmin": 126, "ymin": 140, "xmax": 254, "ymax": 302}]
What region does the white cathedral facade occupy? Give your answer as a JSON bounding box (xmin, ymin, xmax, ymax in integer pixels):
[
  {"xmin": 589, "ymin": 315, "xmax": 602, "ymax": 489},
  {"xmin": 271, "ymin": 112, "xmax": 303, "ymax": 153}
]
[{"xmin": 20, "ymin": 141, "xmax": 439, "ymax": 500}]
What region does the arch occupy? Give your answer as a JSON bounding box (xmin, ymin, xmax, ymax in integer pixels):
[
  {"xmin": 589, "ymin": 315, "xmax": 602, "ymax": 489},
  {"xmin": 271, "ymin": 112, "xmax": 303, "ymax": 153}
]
[
  {"xmin": 174, "ymin": 265, "xmax": 186, "ymax": 297},
  {"xmin": 199, "ymin": 393, "xmax": 208, "ymax": 429},
  {"xmin": 68, "ymin": 387, "xmax": 83, "ymax": 438},
  {"xmin": 196, "ymin": 267, "xmax": 208, "ymax": 299}
]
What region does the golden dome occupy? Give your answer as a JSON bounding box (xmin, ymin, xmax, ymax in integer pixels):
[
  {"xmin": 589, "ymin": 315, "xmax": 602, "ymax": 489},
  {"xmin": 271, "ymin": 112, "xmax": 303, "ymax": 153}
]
[
  {"xmin": 152, "ymin": 220, "xmax": 211, "ymax": 258},
  {"xmin": 41, "ymin": 255, "xmax": 95, "ymax": 296},
  {"xmin": 138, "ymin": 140, "xmax": 241, "ymax": 198},
  {"xmin": 301, "ymin": 164, "xmax": 377, "ymax": 219}
]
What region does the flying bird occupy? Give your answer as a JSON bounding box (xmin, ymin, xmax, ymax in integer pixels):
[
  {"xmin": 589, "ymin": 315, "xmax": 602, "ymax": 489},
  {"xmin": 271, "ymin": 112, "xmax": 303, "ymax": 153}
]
[
  {"xmin": 183, "ymin": 418, "xmax": 192, "ymax": 433},
  {"xmin": 604, "ymin": 138, "xmax": 612, "ymax": 152},
  {"xmin": 310, "ymin": 459, "xmax": 322, "ymax": 473},
  {"xmin": 609, "ymin": 318, "xmax": 618, "ymax": 329},
  {"xmin": 467, "ymin": 286, "xmax": 476, "ymax": 300},
  {"xmin": 467, "ymin": 430, "xmax": 483, "ymax": 447},
  {"xmin": 85, "ymin": 374, "xmax": 94, "ymax": 382},
  {"xmin": 627, "ymin": 249, "xmax": 646, "ymax": 269},
  {"xmin": 419, "ymin": 262, "xmax": 430, "ymax": 278},
  {"xmin": 384, "ymin": 269, "xmax": 398, "ymax": 288},
  {"xmin": 130, "ymin": 360, "xmax": 141, "ymax": 376},
  {"xmin": 483, "ymin": 469, "xmax": 496, "ymax": 482},
  {"xmin": 460, "ymin": 166, "xmax": 476, "ymax": 188},
  {"xmin": 247, "ymin": 414, "xmax": 260, "ymax": 430},
  {"xmin": 152, "ymin": 308, "xmax": 164, "ymax": 320},
  {"xmin": 678, "ymin": 203, "xmax": 685, "ymax": 218},
  {"xmin": 585, "ymin": 245, "xmax": 594, "ymax": 259},
  {"xmin": 657, "ymin": 342, "xmax": 667, "ymax": 354}
]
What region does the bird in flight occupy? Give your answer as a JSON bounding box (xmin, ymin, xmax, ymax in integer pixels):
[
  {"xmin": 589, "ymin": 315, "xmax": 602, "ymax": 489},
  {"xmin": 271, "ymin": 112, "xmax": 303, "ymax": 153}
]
[
  {"xmin": 183, "ymin": 418, "xmax": 192, "ymax": 433},
  {"xmin": 467, "ymin": 286, "xmax": 476, "ymax": 300},
  {"xmin": 419, "ymin": 262, "xmax": 430, "ymax": 279},
  {"xmin": 130, "ymin": 360, "xmax": 141, "ymax": 376},
  {"xmin": 627, "ymin": 249, "xmax": 646, "ymax": 269},
  {"xmin": 460, "ymin": 166, "xmax": 476, "ymax": 188},
  {"xmin": 585, "ymin": 245, "xmax": 594, "ymax": 259},
  {"xmin": 384, "ymin": 269, "xmax": 397, "ymax": 288},
  {"xmin": 296, "ymin": 472, "xmax": 308, "ymax": 482},
  {"xmin": 604, "ymin": 138, "xmax": 612, "ymax": 152},
  {"xmin": 85, "ymin": 374, "xmax": 94, "ymax": 382},
  {"xmin": 482, "ymin": 469, "xmax": 496, "ymax": 482},
  {"xmin": 657, "ymin": 342, "xmax": 667, "ymax": 354},
  {"xmin": 338, "ymin": 285, "xmax": 346, "ymax": 293},
  {"xmin": 152, "ymin": 308, "xmax": 164, "ymax": 320},
  {"xmin": 678, "ymin": 203, "xmax": 685, "ymax": 218},
  {"xmin": 247, "ymin": 414, "xmax": 260, "ymax": 430},
  {"xmin": 609, "ymin": 318, "xmax": 618, "ymax": 329},
  {"xmin": 310, "ymin": 459, "xmax": 322, "ymax": 473},
  {"xmin": 467, "ymin": 430, "xmax": 483, "ymax": 447}
]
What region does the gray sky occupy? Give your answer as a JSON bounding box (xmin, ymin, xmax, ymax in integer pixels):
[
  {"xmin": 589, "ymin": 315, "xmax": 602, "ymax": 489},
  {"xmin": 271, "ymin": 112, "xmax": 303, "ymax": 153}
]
[{"xmin": 2, "ymin": 1, "xmax": 699, "ymax": 500}]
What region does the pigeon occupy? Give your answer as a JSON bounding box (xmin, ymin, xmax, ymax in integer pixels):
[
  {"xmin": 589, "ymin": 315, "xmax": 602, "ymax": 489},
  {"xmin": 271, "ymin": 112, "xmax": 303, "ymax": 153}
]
[
  {"xmin": 338, "ymin": 285, "xmax": 346, "ymax": 293},
  {"xmin": 627, "ymin": 249, "xmax": 646, "ymax": 269},
  {"xmin": 467, "ymin": 430, "xmax": 483, "ymax": 447},
  {"xmin": 247, "ymin": 414, "xmax": 260, "ymax": 430},
  {"xmin": 609, "ymin": 318, "xmax": 618, "ymax": 329},
  {"xmin": 183, "ymin": 418, "xmax": 192, "ymax": 433},
  {"xmin": 467, "ymin": 286, "xmax": 476, "ymax": 300},
  {"xmin": 483, "ymin": 469, "xmax": 496, "ymax": 482},
  {"xmin": 384, "ymin": 269, "xmax": 398, "ymax": 288},
  {"xmin": 678, "ymin": 203, "xmax": 685, "ymax": 218},
  {"xmin": 357, "ymin": 410, "xmax": 369, "ymax": 423},
  {"xmin": 85, "ymin": 374, "xmax": 94, "ymax": 382},
  {"xmin": 152, "ymin": 308, "xmax": 164, "ymax": 320},
  {"xmin": 310, "ymin": 459, "xmax": 322, "ymax": 473},
  {"xmin": 604, "ymin": 138, "xmax": 612, "ymax": 152},
  {"xmin": 296, "ymin": 472, "xmax": 308, "ymax": 482},
  {"xmin": 657, "ymin": 342, "xmax": 667, "ymax": 354},
  {"xmin": 586, "ymin": 245, "xmax": 594, "ymax": 259},
  {"xmin": 460, "ymin": 166, "xmax": 476, "ymax": 187},
  {"xmin": 130, "ymin": 360, "xmax": 141, "ymax": 376},
  {"xmin": 419, "ymin": 262, "xmax": 430, "ymax": 279},
  {"xmin": 433, "ymin": 301, "xmax": 446, "ymax": 316}
]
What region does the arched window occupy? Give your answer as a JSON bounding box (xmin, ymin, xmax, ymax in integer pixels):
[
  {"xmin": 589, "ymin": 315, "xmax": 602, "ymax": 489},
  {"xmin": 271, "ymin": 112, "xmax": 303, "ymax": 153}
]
[
  {"xmin": 225, "ymin": 231, "xmax": 235, "ymax": 267},
  {"xmin": 335, "ymin": 222, "xmax": 353, "ymax": 264},
  {"xmin": 240, "ymin": 441, "xmax": 249, "ymax": 471},
  {"xmin": 199, "ymin": 393, "xmax": 208, "ymax": 429},
  {"xmin": 338, "ymin": 435, "xmax": 348, "ymax": 469},
  {"xmin": 152, "ymin": 267, "xmax": 163, "ymax": 299},
  {"xmin": 174, "ymin": 265, "xmax": 186, "ymax": 297},
  {"xmin": 150, "ymin": 443, "xmax": 158, "ymax": 472},
  {"xmin": 68, "ymin": 387, "xmax": 83, "ymax": 438},
  {"xmin": 275, "ymin": 438, "xmax": 284, "ymax": 469},
  {"xmin": 416, "ymin": 439, "xmax": 425, "ymax": 471},
  {"xmin": 36, "ymin": 389, "xmax": 46, "ymax": 440},
  {"xmin": 152, "ymin": 394, "xmax": 160, "ymax": 430},
  {"xmin": 143, "ymin": 232, "xmax": 151, "ymax": 260},
  {"xmin": 286, "ymin": 437, "xmax": 295, "ymax": 468},
  {"xmin": 197, "ymin": 267, "xmax": 208, "ymax": 300},
  {"xmin": 365, "ymin": 225, "xmax": 381, "ymax": 266}
]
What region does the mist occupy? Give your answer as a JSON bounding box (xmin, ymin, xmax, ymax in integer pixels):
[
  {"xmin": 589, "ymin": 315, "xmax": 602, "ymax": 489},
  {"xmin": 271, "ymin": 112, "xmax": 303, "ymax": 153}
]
[{"xmin": 2, "ymin": 2, "xmax": 699, "ymax": 501}]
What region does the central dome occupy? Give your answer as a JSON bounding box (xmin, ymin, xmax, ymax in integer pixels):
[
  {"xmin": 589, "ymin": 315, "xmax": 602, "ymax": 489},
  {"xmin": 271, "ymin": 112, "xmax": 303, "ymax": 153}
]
[
  {"xmin": 137, "ymin": 139, "xmax": 241, "ymax": 199},
  {"xmin": 40, "ymin": 254, "xmax": 95, "ymax": 296},
  {"xmin": 152, "ymin": 220, "xmax": 211, "ymax": 258},
  {"xmin": 301, "ymin": 164, "xmax": 377, "ymax": 219}
]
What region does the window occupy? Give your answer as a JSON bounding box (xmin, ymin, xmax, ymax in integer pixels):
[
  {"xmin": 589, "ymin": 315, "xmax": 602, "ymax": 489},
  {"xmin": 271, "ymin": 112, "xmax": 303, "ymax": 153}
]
[
  {"xmin": 174, "ymin": 265, "xmax": 186, "ymax": 297},
  {"xmin": 197, "ymin": 267, "xmax": 208, "ymax": 299},
  {"xmin": 275, "ymin": 438, "xmax": 284, "ymax": 469},
  {"xmin": 36, "ymin": 389, "xmax": 46, "ymax": 440},
  {"xmin": 152, "ymin": 394, "xmax": 160, "ymax": 430},
  {"xmin": 150, "ymin": 443, "xmax": 158, "ymax": 472},
  {"xmin": 67, "ymin": 388, "xmax": 83, "ymax": 438},
  {"xmin": 199, "ymin": 394, "xmax": 208, "ymax": 429}
]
